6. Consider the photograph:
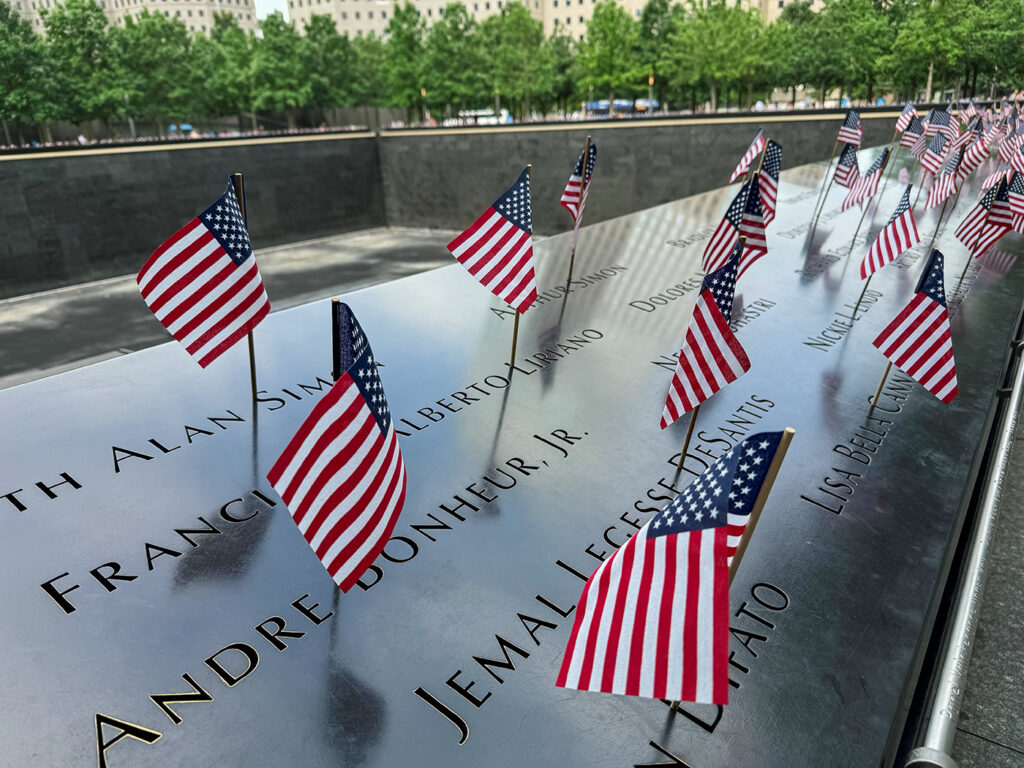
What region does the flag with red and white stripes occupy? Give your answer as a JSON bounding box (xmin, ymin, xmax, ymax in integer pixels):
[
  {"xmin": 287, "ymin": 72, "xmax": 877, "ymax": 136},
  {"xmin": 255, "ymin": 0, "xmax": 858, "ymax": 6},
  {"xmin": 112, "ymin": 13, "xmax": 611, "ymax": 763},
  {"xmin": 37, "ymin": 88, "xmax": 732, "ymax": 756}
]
[
  {"xmin": 701, "ymin": 182, "xmax": 748, "ymax": 273},
  {"xmin": 911, "ymin": 125, "xmax": 930, "ymax": 159},
  {"xmin": 729, "ymin": 129, "xmax": 766, "ymax": 183},
  {"xmin": 926, "ymin": 108, "xmax": 956, "ymax": 141},
  {"xmin": 1007, "ymin": 172, "xmax": 1024, "ymax": 219},
  {"xmin": 956, "ymin": 178, "xmax": 1013, "ymax": 256},
  {"xmin": 981, "ymin": 167, "xmax": 1009, "ymax": 191},
  {"xmin": 555, "ymin": 431, "xmax": 785, "ymax": 705},
  {"xmin": 737, "ymin": 174, "xmax": 768, "ymax": 278},
  {"xmin": 758, "ymin": 139, "xmax": 783, "ymax": 225},
  {"xmin": 842, "ymin": 148, "xmax": 888, "ymax": 211},
  {"xmin": 896, "ymin": 103, "xmax": 918, "ymax": 133},
  {"xmin": 447, "ymin": 168, "xmax": 538, "ymax": 313},
  {"xmin": 872, "ymin": 250, "xmax": 958, "ymax": 403},
  {"xmin": 561, "ymin": 143, "xmax": 597, "ymax": 222},
  {"xmin": 1009, "ymin": 142, "xmax": 1024, "ymax": 178},
  {"xmin": 137, "ymin": 179, "xmax": 270, "ymax": 368},
  {"xmin": 901, "ymin": 116, "xmax": 925, "ymax": 150},
  {"xmin": 860, "ymin": 186, "xmax": 920, "ymax": 279},
  {"xmin": 960, "ymin": 99, "xmax": 978, "ymax": 122},
  {"xmin": 837, "ymin": 110, "xmax": 862, "ymax": 147},
  {"xmin": 925, "ymin": 149, "xmax": 962, "ymax": 210},
  {"xmin": 998, "ymin": 133, "xmax": 1023, "ymax": 165},
  {"xmin": 834, "ymin": 143, "xmax": 860, "ymax": 188},
  {"xmin": 949, "ymin": 127, "xmax": 973, "ymax": 153},
  {"xmin": 958, "ymin": 135, "xmax": 990, "ymax": 182},
  {"xmin": 661, "ymin": 248, "xmax": 750, "ymax": 429},
  {"xmin": 921, "ymin": 134, "xmax": 948, "ymax": 175},
  {"xmin": 267, "ymin": 303, "xmax": 407, "ymax": 592}
]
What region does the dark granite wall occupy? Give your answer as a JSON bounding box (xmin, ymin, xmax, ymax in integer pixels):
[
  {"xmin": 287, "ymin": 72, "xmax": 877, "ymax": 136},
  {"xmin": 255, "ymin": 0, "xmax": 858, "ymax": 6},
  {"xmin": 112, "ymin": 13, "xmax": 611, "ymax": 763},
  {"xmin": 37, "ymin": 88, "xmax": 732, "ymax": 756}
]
[
  {"xmin": 2, "ymin": 114, "xmax": 895, "ymax": 298},
  {"xmin": 378, "ymin": 115, "xmax": 895, "ymax": 235},
  {"xmin": 0, "ymin": 134, "xmax": 384, "ymax": 298}
]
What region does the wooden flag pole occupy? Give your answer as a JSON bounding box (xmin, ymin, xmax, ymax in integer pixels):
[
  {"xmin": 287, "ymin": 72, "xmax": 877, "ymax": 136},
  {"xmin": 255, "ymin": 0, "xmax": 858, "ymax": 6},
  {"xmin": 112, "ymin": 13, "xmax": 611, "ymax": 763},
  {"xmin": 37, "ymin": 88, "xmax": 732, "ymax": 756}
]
[
  {"xmin": 811, "ymin": 140, "xmax": 840, "ymax": 222},
  {"xmin": 870, "ymin": 361, "xmax": 894, "ymax": 410},
  {"xmin": 331, "ymin": 298, "xmax": 342, "ymax": 382},
  {"xmin": 232, "ymin": 171, "xmax": 259, "ymax": 403},
  {"xmin": 675, "ymin": 404, "xmax": 700, "ymax": 472},
  {"xmin": 913, "ymin": 175, "xmax": 928, "ymax": 209},
  {"xmin": 565, "ymin": 135, "xmax": 591, "ymax": 286},
  {"xmin": 957, "ymin": 203, "xmax": 994, "ymax": 290},
  {"xmin": 727, "ymin": 427, "xmax": 795, "ymax": 584},
  {"xmin": 877, "ymin": 127, "xmax": 902, "ymax": 196},
  {"xmin": 923, "ymin": 197, "xmax": 951, "ymax": 256},
  {"xmin": 754, "ymin": 138, "xmax": 769, "ymax": 176},
  {"xmin": 852, "ymin": 274, "xmax": 874, "ymax": 317},
  {"xmin": 846, "ymin": 200, "xmax": 873, "ymax": 260}
]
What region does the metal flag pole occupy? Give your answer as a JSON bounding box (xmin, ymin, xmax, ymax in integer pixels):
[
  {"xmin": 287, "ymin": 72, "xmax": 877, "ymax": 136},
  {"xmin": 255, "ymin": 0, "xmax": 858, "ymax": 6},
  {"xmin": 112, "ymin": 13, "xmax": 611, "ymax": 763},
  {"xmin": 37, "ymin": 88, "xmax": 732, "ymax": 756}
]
[
  {"xmin": 565, "ymin": 135, "xmax": 591, "ymax": 286},
  {"xmin": 675, "ymin": 404, "xmax": 700, "ymax": 472},
  {"xmin": 727, "ymin": 427, "xmax": 795, "ymax": 583},
  {"xmin": 232, "ymin": 172, "xmax": 259, "ymax": 403},
  {"xmin": 670, "ymin": 426, "xmax": 795, "ymax": 712},
  {"xmin": 870, "ymin": 361, "xmax": 894, "ymax": 410},
  {"xmin": 811, "ymin": 139, "xmax": 840, "ymax": 222}
]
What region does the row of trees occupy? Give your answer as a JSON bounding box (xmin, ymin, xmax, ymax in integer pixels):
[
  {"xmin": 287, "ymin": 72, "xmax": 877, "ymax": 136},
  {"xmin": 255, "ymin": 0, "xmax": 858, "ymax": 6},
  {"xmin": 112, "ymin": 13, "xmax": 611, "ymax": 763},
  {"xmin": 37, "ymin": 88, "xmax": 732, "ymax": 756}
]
[{"xmin": 2, "ymin": 0, "xmax": 1024, "ymax": 141}]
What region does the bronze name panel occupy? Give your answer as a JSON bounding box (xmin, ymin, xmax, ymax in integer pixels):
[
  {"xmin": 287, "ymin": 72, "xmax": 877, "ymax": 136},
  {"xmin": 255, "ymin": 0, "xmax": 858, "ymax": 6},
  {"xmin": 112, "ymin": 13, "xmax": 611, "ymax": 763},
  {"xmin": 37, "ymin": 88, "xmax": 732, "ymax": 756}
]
[{"xmin": 1, "ymin": 153, "xmax": 1019, "ymax": 768}]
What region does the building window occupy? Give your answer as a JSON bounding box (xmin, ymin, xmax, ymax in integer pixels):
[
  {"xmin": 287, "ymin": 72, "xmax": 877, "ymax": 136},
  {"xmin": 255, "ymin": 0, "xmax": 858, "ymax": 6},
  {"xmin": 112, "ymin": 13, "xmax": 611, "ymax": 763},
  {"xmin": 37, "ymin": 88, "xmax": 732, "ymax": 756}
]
[
  {"xmin": 198, "ymin": 8, "xmax": 203, "ymax": 14},
  {"xmin": 355, "ymin": 10, "xmax": 359, "ymax": 18},
  {"xmin": 485, "ymin": 1, "xmax": 489, "ymax": 7},
  {"xmin": 778, "ymin": 0, "xmax": 784, "ymax": 5},
  {"xmin": 426, "ymin": 7, "xmax": 430, "ymax": 13},
  {"xmin": 473, "ymin": 2, "xmax": 477, "ymax": 8},
  {"xmin": 368, "ymin": 10, "xmax": 372, "ymax": 17},
  {"xmin": 341, "ymin": 11, "xmax": 346, "ymax": 17},
  {"xmin": 565, "ymin": 15, "xmax": 569, "ymax": 23},
  {"xmin": 381, "ymin": 10, "xmax": 386, "ymax": 17},
  {"xmin": 552, "ymin": 0, "xmax": 556, "ymax": 5},
  {"xmin": 175, "ymin": 9, "xmax": 180, "ymax": 15},
  {"xmin": 187, "ymin": 9, "xmax": 191, "ymax": 14},
  {"xmin": 578, "ymin": 14, "xmax": 583, "ymax": 21}
]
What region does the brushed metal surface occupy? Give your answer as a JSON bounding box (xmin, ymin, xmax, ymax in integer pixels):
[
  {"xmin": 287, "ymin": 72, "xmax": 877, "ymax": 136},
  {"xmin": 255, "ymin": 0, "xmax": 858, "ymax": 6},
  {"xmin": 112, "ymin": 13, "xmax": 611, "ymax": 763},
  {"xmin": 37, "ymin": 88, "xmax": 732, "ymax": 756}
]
[{"xmin": 1, "ymin": 150, "xmax": 1021, "ymax": 768}]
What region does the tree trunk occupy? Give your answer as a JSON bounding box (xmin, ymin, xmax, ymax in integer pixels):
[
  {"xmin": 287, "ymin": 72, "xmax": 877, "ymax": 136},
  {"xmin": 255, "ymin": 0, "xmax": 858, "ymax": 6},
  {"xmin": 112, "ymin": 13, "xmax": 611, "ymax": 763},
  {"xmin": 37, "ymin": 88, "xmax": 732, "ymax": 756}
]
[
  {"xmin": 820, "ymin": 82, "xmax": 826, "ymax": 105},
  {"xmin": 525, "ymin": 92, "xmax": 531, "ymax": 121},
  {"xmin": 866, "ymin": 81, "xmax": 874, "ymax": 103},
  {"xmin": 286, "ymin": 109, "xmax": 297, "ymax": 130},
  {"xmin": 607, "ymin": 89, "xmax": 613, "ymax": 118},
  {"xmin": 746, "ymin": 81, "xmax": 753, "ymax": 109},
  {"xmin": 790, "ymin": 85, "xmax": 796, "ymax": 106},
  {"xmin": 709, "ymin": 80, "xmax": 717, "ymax": 112},
  {"xmin": 2, "ymin": 120, "xmax": 10, "ymax": 145},
  {"xmin": 925, "ymin": 58, "xmax": 934, "ymax": 103},
  {"xmin": 691, "ymin": 86, "xmax": 696, "ymax": 113},
  {"xmin": 41, "ymin": 122, "xmax": 53, "ymax": 143}
]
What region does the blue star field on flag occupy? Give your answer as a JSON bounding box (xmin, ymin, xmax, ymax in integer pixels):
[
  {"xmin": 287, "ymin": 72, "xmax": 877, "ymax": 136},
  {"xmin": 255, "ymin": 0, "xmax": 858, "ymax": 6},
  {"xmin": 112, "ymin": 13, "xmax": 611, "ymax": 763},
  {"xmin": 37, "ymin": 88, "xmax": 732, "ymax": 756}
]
[
  {"xmin": 704, "ymin": 244, "xmax": 741, "ymax": 323},
  {"xmin": 334, "ymin": 303, "xmax": 392, "ymax": 434},
  {"xmin": 916, "ymin": 250, "xmax": 947, "ymax": 308},
  {"xmin": 200, "ymin": 183, "xmax": 254, "ymax": 265},
  {"xmin": 493, "ymin": 168, "xmax": 533, "ymax": 233}
]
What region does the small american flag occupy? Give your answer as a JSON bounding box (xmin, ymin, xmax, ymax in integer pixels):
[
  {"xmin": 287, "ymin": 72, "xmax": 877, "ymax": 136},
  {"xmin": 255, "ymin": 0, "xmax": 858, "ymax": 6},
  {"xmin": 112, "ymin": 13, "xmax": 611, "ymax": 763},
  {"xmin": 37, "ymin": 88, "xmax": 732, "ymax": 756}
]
[
  {"xmin": 834, "ymin": 143, "xmax": 860, "ymax": 188},
  {"xmin": 901, "ymin": 116, "xmax": 924, "ymax": 150},
  {"xmin": 872, "ymin": 250, "xmax": 958, "ymax": 404},
  {"xmin": 911, "ymin": 126, "xmax": 930, "ymax": 159},
  {"xmin": 729, "ymin": 129, "xmax": 766, "ymax": 183},
  {"xmin": 925, "ymin": 149, "xmax": 962, "ymax": 210},
  {"xmin": 998, "ymin": 133, "xmax": 1022, "ymax": 165},
  {"xmin": 447, "ymin": 168, "xmax": 538, "ymax": 313},
  {"xmin": 837, "ymin": 110, "xmax": 862, "ymax": 147},
  {"xmin": 137, "ymin": 179, "xmax": 270, "ymax": 368},
  {"xmin": 921, "ymin": 134, "xmax": 948, "ymax": 175},
  {"xmin": 267, "ymin": 303, "xmax": 407, "ymax": 592},
  {"xmin": 701, "ymin": 182, "xmax": 748, "ymax": 273},
  {"xmin": 981, "ymin": 167, "xmax": 1009, "ymax": 191},
  {"xmin": 561, "ymin": 143, "xmax": 597, "ymax": 221},
  {"xmin": 955, "ymin": 179, "xmax": 1013, "ymax": 256},
  {"xmin": 958, "ymin": 135, "xmax": 990, "ymax": 181},
  {"xmin": 661, "ymin": 247, "xmax": 750, "ymax": 429},
  {"xmin": 926, "ymin": 108, "xmax": 956, "ymax": 141},
  {"xmin": 860, "ymin": 186, "xmax": 920, "ymax": 279},
  {"xmin": 737, "ymin": 175, "xmax": 768, "ymax": 278},
  {"xmin": 1009, "ymin": 143, "xmax": 1024, "ymax": 178},
  {"xmin": 842, "ymin": 148, "xmax": 888, "ymax": 211},
  {"xmin": 555, "ymin": 431, "xmax": 785, "ymax": 705},
  {"xmin": 960, "ymin": 99, "xmax": 978, "ymax": 122},
  {"xmin": 896, "ymin": 103, "xmax": 918, "ymax": 133},
  {"xmin": 758, "ymin": 139, "xmax": 783, "ymax": 225},
  {"xmin": 949, "ymin": 127, "xmax": 973, "ymax": 153},
  {"xmin": 1008, "ymin": 171, "xmax": 1024, "ymax": 218}
]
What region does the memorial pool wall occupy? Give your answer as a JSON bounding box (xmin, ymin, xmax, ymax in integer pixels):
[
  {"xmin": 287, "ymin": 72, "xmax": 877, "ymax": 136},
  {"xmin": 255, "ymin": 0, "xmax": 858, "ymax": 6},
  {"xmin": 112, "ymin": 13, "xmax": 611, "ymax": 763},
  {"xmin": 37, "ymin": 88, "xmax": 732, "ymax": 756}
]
[{"xmin": 0, "ymin": 111, "xmax": 894, "ymax": 298}]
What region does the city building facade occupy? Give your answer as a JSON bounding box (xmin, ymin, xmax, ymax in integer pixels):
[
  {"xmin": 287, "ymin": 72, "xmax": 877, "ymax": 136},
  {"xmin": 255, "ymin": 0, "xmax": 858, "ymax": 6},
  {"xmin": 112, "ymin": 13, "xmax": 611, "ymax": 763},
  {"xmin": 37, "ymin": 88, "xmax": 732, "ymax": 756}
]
[{"xmin": 10, "ymin": 0, "xmax": 258, "ymax": 35}]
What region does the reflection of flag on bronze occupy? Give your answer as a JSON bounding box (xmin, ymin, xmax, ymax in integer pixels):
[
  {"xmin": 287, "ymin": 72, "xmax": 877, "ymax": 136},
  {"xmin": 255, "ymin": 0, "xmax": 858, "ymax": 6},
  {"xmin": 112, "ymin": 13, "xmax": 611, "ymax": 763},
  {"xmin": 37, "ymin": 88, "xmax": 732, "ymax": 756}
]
[
  {"xmin": 925, "ymin": 149, "xmax": 962, "ymax": 210},
  {"xmin": 267, "ymin": 303, "xmax": 407, "ymax": 592},
  {"xmin": 758, "ymin": 139, "xmax": 782, "ymax": 225},
  {"xmin": 737, "ymin": 175, "xmax": 768, "ymax": 278},
  {"xmin": 556, "ymin": 431, "xmax": 785, "ymax": 705},
  {"xmin": 447, "ymin": 168, "xmax": 538, "ymax": 313},
  {"xmin": 661, "ymin": 248, "xmax": 750, "ymax": 429},
  {"xmin": 872, "ymin": 250, "xmax": 958, "ymax": 403},
  {"xmin": 921, "ymin": 134, "xmax": 947, "ymax": 175},
  {"xmin": 137, "ymin": 179, "xmax": 270, "ymax": 368},
  {"xmin": 842, "ymin": 149, "xmax": 888, "ymax": 211},
  {"xmin": 860, "ymin": 186, "xmax": 920, "ymax": 279},
  {"xmin": 834, "ymin": 143, "xmax": 860, "ymax": 188},
  {"xmin": 702, "ymin": 182, "xmax": 747, "ymax": 272},
  {"xmin": 955, "ymin": 179, "xmax": 1013, "ymax": 256},
  {"xmin": 729, "ymin": 129, "xmax": 765, "ymax": 183},
  {"xmin": 561, "ymin": 143, "xmax": 597, "ymax": 221},
  {"xmin": 978, "ymin": 249, "xmax": 1017, "ymax": 279},
  {"xmin": 837, "ymin": 110, "xmax": 862, "ymax": 147},
  {"xmin": 896, "ymin": 103, "xmax": 918, "ymax": 133}
]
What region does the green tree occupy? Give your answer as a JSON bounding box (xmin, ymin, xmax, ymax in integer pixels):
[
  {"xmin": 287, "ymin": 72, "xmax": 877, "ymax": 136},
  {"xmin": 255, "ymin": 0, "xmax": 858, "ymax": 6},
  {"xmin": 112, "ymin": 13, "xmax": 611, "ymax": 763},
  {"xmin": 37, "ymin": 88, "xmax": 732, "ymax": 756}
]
[
  {"xmin": 636, "ymin": 0, "xmax": 674, "ymax": 107},
  {"xmin": 816, "ymin": 0, "xmax": 888, "ymax": 103},
  {"xmin": 480, "ymin": 2, "xmax": 553, "ymax": 119},
  {"xmin": 423, "ymin": 3, "xmax": 488, "ymax": 117},
  {"xmin": 886, "ymin": 0, "xmax": 964, "ymax": 101},
  {"xmin": 382, "ymin": 2, "xmax": 426, "ymax": 118},
  {"xmin": 350, "ymin": 33, "xmax": 386, "ymax": 114},
  {"xmin": 578, "ymin": 0, "xmax": 641, "ymax": 114},
  {"xmin": 251, "ymin": 12, "xmax": 313, "ymax": 129},
  {"xmin": 304, "ymin": 14, "xmax": 355, "ymax": 113},
  {"xmin": 0, "ymin": 1, "xmax": 59, "ymax": 142},
  {"xmin": 192, "ymin": 13, "xmax": 253, "ymax": 126}
]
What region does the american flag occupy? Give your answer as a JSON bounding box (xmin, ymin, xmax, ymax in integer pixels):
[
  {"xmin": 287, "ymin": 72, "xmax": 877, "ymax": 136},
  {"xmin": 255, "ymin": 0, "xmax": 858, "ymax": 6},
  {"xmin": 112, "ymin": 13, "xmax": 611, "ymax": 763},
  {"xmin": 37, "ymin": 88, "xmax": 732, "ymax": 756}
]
[
  {"xmin": 921, "ymin": 134, "xmax": 948, "ymax": 175},
  {"xmin": 837, "ymin": 110, "xmax": 862, "ymax": 147},
  {"xmin": 267, "ymin": 303, "xmax": 407, "ymax": 593},
  {"xmin": 447, "ymin": 168, "xmax": 538, "ymax": 314},
  {"xmin": 949, "ymin": 127, "xmax": 973, "ymax": 153},
  {"xmin": 759, "ymin": 139, "xmax": 783, "ymax": 225},
  {"xmin": 834, "ymin": 143, "xmax": 860, "ymax": 188},
  {"xmin": 955, "ymin": 178, "xmax": 1013, "ymax": 256},
  {"xmin": 701, "ymin": 181, "xmax": 748, "ymax": 273},
  {"xmin": 981, "ymin": 167, "xmax": 1009, "ymax": 191},
  {"xmin": 958, "ymin": 135, "xmax": 990, "ymax": 181},
  {"xmin": 661, "ymin": 247, "xmax": 750, "ymax": 429},
  {"xmin": 1008, "ymin": 171, "xmax": 1024, "ymax": 218},
  {"xmin": 961, "ymin": 99, "xmax": 978, "ymax": 122},
  {"xmin": 1010, "ymin": 143, "xmax": 1024, "ymax": 178},
  {"xmin": 926, "ymin": 108, "xmax": 956, "ymax": 141},
  {"xmin": 136, "ymin": 179, "xmax": 270, "ymax": 369},
  {"xmin": 737, "ymin": 175, "xmax": 768, "ymax": 278},
  {"xmin": 896, "ymin": 103, "xmax": 918, "ymax": 133},
  {"xmin": 925, "ymin": 149, "xmax": 962, "ymax": 210},
  {"xmin": 911, "ymin": 125, "xmax": 931, "ymax": 159},
  {"xmin": 860, "ymin": 185, "xmax": 920, "ymax": 279},
  {"xmin": 998, "ymin": 133, "xmax": 1022, "ymax": 165},
  {"xmin": 901, "ymin": 116, "xmax": 925, "ymax": 150},
  {"xmin": 729, "ymin": 129, "xmax": 766, "ymax": 183},
  {"xmin": 555, "ymin": 431, "xmax": 786, "ymax": 705},
  {"xmin": 872, "ymin": 250, "xmax": 958, "ymax": 404},
  {"xmin": 561, "ymin": 142, "xmax": 598, "ymax": 221},
  {"xmin": 842, "ymin": 148, "xmax": 888, "ymax": 211}
]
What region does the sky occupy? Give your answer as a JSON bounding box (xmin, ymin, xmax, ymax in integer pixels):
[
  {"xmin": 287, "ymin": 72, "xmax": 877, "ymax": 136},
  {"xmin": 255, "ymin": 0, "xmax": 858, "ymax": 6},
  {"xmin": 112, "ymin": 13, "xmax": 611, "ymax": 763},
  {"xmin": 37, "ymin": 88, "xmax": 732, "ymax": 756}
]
[{"xmin": 254, "ymin": 0, "xmax": 288, "ymax": 19}]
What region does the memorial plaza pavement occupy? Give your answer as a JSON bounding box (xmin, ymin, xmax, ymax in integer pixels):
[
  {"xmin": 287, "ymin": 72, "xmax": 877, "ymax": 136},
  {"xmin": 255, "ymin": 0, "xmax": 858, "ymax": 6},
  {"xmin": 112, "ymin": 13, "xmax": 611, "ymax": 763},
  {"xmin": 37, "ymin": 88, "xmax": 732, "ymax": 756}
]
[{"xmin": 2, "ymin": 223, "xmax": 1022, "ymax": 767}]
